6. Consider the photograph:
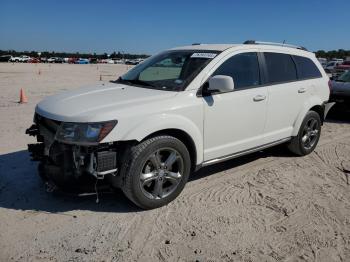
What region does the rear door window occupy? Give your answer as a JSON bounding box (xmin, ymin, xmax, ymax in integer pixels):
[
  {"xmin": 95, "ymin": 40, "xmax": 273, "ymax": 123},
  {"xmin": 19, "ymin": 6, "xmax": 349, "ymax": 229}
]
[
  {"xmin": 293, "ymin": 55, "xmax": 322, "ymax": 79},
  {"xmin": 264, "ymin": 52, "xmax": 297, "ymax": 84}
]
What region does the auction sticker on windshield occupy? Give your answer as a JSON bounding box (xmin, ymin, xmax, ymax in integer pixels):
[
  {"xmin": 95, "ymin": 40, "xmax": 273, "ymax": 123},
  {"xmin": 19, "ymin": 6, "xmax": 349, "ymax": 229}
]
[{"xmin": 191, "ymin": 53, "xmax": 217, "ymax": 59}]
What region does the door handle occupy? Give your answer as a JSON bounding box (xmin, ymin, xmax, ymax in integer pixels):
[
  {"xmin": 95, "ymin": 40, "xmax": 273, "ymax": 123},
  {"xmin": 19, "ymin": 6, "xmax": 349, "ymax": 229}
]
[
  {"xmin": 298, "ymin": 88, "xmax": 307, "ymax": 93},
  {"xmin": 253, "ymin": 95, "xmax": 266, "ymax": 102}
]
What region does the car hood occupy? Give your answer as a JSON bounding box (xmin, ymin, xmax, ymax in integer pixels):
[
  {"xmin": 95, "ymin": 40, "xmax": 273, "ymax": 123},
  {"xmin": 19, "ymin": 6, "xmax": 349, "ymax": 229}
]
[{"xmin": 36, "ymin": 83, "xmax": 178, "ymax": 122}]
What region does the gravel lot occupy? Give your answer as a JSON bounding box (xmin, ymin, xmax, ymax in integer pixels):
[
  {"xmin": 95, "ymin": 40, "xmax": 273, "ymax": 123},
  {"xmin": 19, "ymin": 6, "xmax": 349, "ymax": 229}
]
[{"xmin": 0, "ymin": 63, "xmax": 350, "ymax": 262}]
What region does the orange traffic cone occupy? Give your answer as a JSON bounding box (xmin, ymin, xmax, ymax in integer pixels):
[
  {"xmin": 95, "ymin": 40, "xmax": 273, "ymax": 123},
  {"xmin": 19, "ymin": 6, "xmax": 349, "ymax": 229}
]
[{"xmin": 19, "ymin": 88, "xmax": 28, "ymax": 103}]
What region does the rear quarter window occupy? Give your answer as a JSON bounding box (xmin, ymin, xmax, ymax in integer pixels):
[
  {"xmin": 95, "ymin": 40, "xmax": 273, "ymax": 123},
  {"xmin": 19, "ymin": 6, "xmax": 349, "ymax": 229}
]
[{"xmin": 292, "ymin": 55, "xmax": 322, "ymax": 79}]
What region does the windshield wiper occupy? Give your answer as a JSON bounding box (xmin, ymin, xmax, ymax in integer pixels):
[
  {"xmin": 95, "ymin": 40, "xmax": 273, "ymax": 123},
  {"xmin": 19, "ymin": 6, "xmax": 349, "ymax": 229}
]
[{"xmin": 117, "ymin": 77, "xmax": 154, "ymax": 87}]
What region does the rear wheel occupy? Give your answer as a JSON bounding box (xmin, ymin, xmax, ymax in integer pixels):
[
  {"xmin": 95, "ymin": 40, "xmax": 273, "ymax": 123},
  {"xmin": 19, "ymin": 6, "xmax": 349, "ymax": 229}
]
[
  {"xmin": 120, "ymin": 136, "xmax": 191, "ymax": 209},
  {"xmin": 288, "ymin": 111, "xmax": 321, "ymax": 156}
]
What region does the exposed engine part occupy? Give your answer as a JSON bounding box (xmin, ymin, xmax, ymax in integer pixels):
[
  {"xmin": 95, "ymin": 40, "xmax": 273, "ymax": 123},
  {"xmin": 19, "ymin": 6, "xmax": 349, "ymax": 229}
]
[
  {"xmin": 26, "ymin": 115, "xmax": 120, "ymax": 194},
  {"xmin": 26, "ymin": 124, "xmax": 40, "ymax": 137},
  {"xmin": 27, "ymin": 143, "xmax": 45, "ymax": 161},
  {"xmin": 95, "ymin": 179, "xmax": 100, "ymax": 204}
]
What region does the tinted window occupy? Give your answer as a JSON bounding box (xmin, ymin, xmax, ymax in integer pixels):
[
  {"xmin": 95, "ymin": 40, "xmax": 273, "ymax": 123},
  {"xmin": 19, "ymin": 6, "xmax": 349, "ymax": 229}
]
[
  {"xmin": 293, "ymin": 55, "xmax": 322, "ymax": 79},
  {"xmin": 213, "ymin": 52, "xmax": 260, "ymax": 89},
  {"xmin": 264, "ymin": 52, "xmax": 297, "ymax": 84}
]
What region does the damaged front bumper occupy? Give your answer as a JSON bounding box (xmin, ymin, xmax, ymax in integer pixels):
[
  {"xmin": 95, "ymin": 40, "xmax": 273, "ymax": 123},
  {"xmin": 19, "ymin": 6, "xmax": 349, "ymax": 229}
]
[{"xmin": 26, "ymin": 115, "xmax": 120, "ymax": 191}]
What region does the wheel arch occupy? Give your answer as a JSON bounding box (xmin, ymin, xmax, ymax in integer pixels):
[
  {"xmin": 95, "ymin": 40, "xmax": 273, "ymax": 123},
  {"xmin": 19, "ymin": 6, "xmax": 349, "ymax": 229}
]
[
  {"xmin": 109, "ymin": 114, "xmax": 204, "ymax": 166},
  {"xmin": 142, "ymin": 128, "xmax": 198, "ymax": 172},
  {"xmin": 309, "ymin": 104, "xmax": 325, "ymax": 123},
  {"xmin": 292, "ymin": 98, "xmax": 325, "ymax": 136}
]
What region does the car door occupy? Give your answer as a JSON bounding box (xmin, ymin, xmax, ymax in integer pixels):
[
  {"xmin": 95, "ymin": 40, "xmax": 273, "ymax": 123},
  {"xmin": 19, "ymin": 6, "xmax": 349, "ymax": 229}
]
[
  {"xmin": 203, "ymin": 52, "xmax": 268, "ymax": 161},
  {"xmin": 262, "ymin": 52, "xmax": 307, "ymax": 143}
]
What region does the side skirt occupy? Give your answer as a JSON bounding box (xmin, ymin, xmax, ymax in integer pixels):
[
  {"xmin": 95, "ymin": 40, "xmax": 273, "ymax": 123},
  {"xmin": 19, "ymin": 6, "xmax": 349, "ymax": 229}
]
[{"xmin": 199, "ymin": 137, "xmax": 291, "ymax": 168}]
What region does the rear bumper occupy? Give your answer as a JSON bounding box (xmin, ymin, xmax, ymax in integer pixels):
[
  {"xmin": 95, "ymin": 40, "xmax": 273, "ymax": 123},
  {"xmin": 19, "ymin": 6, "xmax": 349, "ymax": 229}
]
[{"xmin": 324, "ymin": 102, "xmax": 336, "ymax": 119}]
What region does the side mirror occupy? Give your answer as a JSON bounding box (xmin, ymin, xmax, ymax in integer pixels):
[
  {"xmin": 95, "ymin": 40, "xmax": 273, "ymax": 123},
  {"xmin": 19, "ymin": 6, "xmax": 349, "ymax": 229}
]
[{"xmin": 208, "ymin": 75, "xmax": 235, "ymax": 93}]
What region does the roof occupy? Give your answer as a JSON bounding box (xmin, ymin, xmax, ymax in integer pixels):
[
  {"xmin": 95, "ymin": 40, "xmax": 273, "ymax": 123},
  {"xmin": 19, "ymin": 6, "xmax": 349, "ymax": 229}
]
[
  {"xmin": 170, "ymin": 44, "xmax": 239, "ymax": 51},
  {"xmin": 170, "ymin": 43, "xmax": 312, "ymax": 56}
]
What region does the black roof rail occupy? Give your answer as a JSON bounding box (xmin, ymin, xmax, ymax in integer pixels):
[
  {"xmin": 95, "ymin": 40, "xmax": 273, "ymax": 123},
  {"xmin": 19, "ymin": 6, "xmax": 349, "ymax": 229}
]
[
  {"xmin": 192, "ymin": 43, "xmax": 201, "ymax": 45},
  {"xmin": 243, "ymin": 40, "xmax": 308, "ymax": 51}
]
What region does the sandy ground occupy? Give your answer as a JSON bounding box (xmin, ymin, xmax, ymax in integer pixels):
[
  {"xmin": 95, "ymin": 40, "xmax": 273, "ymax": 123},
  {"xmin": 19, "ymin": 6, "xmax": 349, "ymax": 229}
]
[{"xmin": 0, "ymin": 63, "xmax": 350, "ymax": 262}]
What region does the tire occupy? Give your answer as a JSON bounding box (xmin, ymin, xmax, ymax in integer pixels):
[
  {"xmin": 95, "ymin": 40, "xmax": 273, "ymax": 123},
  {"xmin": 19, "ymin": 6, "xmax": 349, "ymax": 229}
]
[
  {"xmin": 120, "ymin": 136, "xmax": 191, "ymax": 209},
  {"xmin": 288, "ymin": 111, "xmax": 321, "ymax": 156}
]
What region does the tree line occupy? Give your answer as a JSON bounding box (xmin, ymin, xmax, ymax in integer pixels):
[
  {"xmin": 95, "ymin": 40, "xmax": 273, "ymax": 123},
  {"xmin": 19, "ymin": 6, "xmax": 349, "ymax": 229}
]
[
  {"xmin": 0, "ymin": 50, "xmax": 149, "ymax": 59},
  {"xmin": 315, "ymin": 49, "xmax": 350, "ymax": 60},
  {"xmin": 2, "ymin": 48, "xmax": 350, "ymax": 60}
]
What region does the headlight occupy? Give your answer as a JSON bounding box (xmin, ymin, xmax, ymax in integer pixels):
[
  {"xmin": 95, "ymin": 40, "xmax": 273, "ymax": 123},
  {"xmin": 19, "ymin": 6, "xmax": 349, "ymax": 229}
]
[{"xmin": 55, "ymin": 120, "xmax": 117, "ymax": 145}]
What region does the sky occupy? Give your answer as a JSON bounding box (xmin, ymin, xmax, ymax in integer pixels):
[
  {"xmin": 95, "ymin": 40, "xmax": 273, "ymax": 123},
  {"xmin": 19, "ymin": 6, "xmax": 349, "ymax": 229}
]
[{"xmin": 1, "ymin": 0, "xmax": 349, "ymax": 54}]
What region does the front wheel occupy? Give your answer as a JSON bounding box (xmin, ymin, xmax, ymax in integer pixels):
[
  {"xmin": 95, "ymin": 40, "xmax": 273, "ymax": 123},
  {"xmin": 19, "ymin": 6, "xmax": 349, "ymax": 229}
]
[
  {"xmin": 120, "ymin": 136, "xmax": 191, "ymax": 209},
  {"xmin": 288, "ymin": 111, "xmax": 321, "ymax": 156}
]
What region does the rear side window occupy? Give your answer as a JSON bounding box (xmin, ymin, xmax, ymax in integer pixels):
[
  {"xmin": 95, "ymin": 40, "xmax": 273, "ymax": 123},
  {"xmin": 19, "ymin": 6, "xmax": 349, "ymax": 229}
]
[
  {"xmin": 264, "ymin": 52, "xmax": 297, "ymax": 84},
  {"xmin": 293, "ymin": 55, "xmax": 322, "ymax": 79},
  {"xmin": 212, "ymin": 52, "xmax": 260, "ymax": 89}
]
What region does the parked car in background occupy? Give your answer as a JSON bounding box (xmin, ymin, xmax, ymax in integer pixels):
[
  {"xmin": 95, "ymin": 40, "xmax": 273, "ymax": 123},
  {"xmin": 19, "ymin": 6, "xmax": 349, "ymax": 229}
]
[
  {"xmin": 47, "ymin": 57, "xmax": 64, "ymax": 63},
  {"xmin": 324, "ymin": 60, "xmax": 342, "ymax": 72},
  {"xmin": 113, "ymin": 59, "xmax": 124, "ymax": 64},
  {"xmin": 125, "ymin": 59, "xmax": 139, "ymax": 65},
  {"xmin": 317, "ymin": 58, "xmax": 327, "ymax": 68},
  {"xmin": 75, "ymin": 58, "xmax": 89, "ymax": 64},
  {"xmin": 10, "ymin": 55, "xmax": 31, "ymax": 62},
  {"xmin": 27, "ymin": 41, "xmax": 332, "ymax": 209},
  {"xmin": 101, "ymin": 58, "xmax": 114, "ymax": 64},
  {"xmin": 20, "ymin": 55, "xmax": 31, "ymax": 62},
  {"xmin": 89, "ymin": 58, "xmax": 98, "ymax": 64},
  {"xmin": 55, "ymin": 57, "xmax": 64, "ymax": 63},
  {"xmin": 334, "ymin": 61, "xmax": 350, "ymax": 78},
  {"xmin": 0, "ymin": 55, "xmax": 12, "ymax": 62},
  {"xmin": 330, "ymin": 70, "xmax": 350, "ymax": 106},
  {"xmin": 333, "ymin": 58, "xmax": 344, "ymax": 63},
  {"xmin": 28, "ymin": 57, "xmax": 40, "ymax": 63},
  {"xmin": 10, "ymin": 56, "xmax": 21, "ymax": 62},
  {"xmin": 47, "ymin": 57, "xmax": 57, "ymax": 63},
  {"xmin": 68, "ymin": 57, "xmax": 78, "ymax": 64},
  {"xmin": 40, "ymin": 57, "xmax": 48, "ymax": 63}
]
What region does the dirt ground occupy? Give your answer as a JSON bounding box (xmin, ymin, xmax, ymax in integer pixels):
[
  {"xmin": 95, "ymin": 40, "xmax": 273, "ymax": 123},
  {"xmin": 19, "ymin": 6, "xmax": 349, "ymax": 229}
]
[{"xmin": 0, "ymin": 63, "xmax": 350, "ymax": 262}]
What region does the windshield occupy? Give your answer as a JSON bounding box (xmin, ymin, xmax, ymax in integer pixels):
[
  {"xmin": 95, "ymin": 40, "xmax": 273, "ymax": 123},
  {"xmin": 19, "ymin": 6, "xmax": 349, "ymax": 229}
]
[
  {"xmin": 116, "ymin": 50, "xmax": 220, "ymax": 91},
  {"xmin": 337, "ymin": 71, "xmax": 350, "ymax": 82}
]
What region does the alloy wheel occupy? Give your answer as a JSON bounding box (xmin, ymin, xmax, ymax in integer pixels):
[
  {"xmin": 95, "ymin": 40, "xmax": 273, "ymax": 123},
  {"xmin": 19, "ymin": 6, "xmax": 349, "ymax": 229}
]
[
  {"xmin": 301, "ymin": 118, "xmax": 320, "ymax": 150},
  {"xmin": 139, "ymin": 148, "xmax": 184, "ymax": 200}
]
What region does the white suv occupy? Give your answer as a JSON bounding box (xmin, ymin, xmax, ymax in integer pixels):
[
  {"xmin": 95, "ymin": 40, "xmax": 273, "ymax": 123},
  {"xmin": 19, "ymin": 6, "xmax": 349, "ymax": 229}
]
[
  {"xmin": 10, "ymin": 55, "xmax": 31, "ymax": 62},
  {"xmin": 27, "ymin": 41, "xmax": 332, "ymax": 209}
]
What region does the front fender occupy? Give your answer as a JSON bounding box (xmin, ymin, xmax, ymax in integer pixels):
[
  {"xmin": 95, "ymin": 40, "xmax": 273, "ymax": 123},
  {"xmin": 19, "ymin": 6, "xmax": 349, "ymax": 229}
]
[{"xmin": 106, "ymin": 114, "xmax": 204, "ymax": 165}]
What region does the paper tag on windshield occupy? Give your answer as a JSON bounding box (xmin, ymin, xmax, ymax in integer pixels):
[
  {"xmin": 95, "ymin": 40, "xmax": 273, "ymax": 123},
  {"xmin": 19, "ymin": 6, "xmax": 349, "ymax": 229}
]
[{"xmin": 191, "ymin": 53, "xmax": 217, "ymax": 59}]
